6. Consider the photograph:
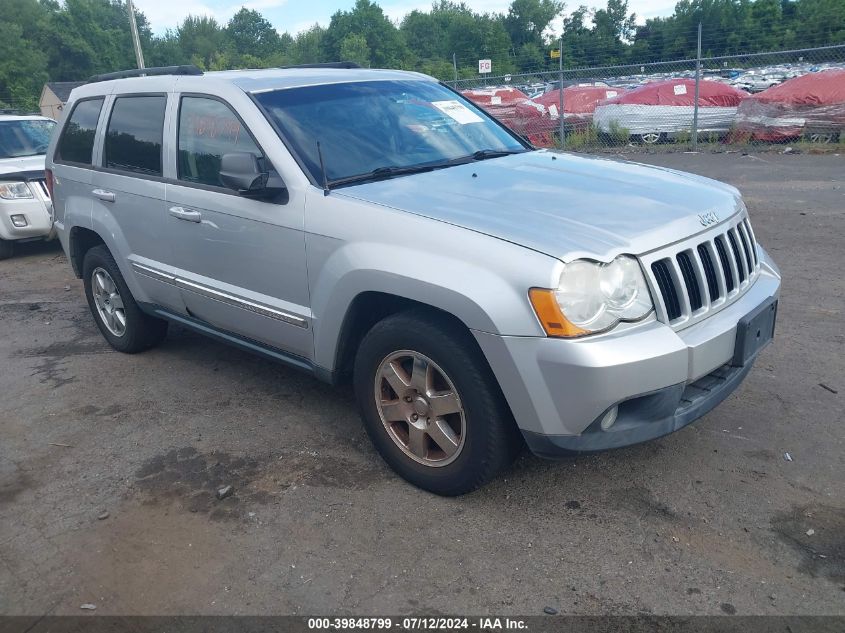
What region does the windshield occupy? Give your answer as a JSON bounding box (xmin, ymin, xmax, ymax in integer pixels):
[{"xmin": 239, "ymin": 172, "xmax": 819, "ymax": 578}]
[
  {"xmin": 0, "ymin": 120, "xmax": 56, "ymax": 158},
  {"xmin": 254, "ymin": 80, "xmax": 526, "ymax": 185}
]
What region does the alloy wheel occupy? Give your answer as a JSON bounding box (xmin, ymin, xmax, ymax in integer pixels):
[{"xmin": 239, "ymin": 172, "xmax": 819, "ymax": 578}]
[
  {"xmin": 91, "ymin": 267, "xmax": 126, "ymax": 337},
  {"xmin": 808, "ymin": 132, "xmax": 834, "ymax": 144},
  {"xmin": 374, "ymin": 350, "xmax": 466, "ymax": 467}
]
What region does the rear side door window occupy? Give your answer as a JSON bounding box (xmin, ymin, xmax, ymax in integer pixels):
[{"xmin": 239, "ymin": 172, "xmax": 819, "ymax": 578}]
[
  {"xmin": 177, "ymin": 96, "xmax": 262, "ymax": 188},
  {"xmin": 57, "ymin": 98, "xmax": 104, "ymax": 165},
  {"xmin": 103, "ymin": 95, "xmax": 167, "ymax": 176}
]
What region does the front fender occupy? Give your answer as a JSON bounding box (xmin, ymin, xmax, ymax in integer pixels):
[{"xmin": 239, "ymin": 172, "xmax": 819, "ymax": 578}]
[{"xmin": 306, "ymin": 218, "xmax": 560, "ymax": 371}]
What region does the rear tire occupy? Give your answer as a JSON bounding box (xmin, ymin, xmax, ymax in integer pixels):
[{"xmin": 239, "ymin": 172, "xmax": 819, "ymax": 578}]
[
  {"xmin": 353, "ymin": 309, "xmax": 522, "ymax": 496},
  {"xmin": 82, "ymin": 245, "xmax": 167, "ymax": 353},
  {"xmin": 0, "ymin": 238, "xmax": 13, "ymax": 260}
]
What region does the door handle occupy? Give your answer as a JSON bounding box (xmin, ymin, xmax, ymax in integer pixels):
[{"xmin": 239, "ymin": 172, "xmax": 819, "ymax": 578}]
[
  {"xmin": 168, "ymin": 206, "xmax": 202, "ymax": 223},
  {"xmin": 92, "ymin": 189, "xmax": 115, "ymax": 202}
]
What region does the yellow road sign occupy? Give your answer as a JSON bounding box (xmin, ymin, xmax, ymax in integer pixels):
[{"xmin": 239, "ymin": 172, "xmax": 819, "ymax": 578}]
[{"xmin": 550, "ymin": 49, "xmax": 561, "ymax": 59}]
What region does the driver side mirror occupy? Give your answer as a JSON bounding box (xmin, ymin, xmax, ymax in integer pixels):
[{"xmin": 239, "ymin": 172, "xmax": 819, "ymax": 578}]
[{"xmin": 219, "ymin": 152, "xmax": 285, "ymax": 200}]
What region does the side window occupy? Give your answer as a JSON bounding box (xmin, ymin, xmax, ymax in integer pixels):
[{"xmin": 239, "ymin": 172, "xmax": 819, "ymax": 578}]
[
  {"xmin": 103, "ymin": 95, "xmax": 166, "ymax": 176},
  {"xmin": 178, "ymin": 97, "xmax": 262, "ymax": 187},
  {"xmin": 57, "ymin": 98, "xmax": 104, "ymax": 165}
]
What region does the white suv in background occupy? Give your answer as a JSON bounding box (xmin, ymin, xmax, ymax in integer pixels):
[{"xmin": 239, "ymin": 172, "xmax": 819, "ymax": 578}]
[{"xmin": 0, "ymin": 114, "xmax": 57, "ymax": 259}]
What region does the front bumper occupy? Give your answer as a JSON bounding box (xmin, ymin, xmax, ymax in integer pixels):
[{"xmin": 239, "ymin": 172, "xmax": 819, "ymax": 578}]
[
  {"xmin": 473, "ymin": 247, "xmax": 781, "ymax": 456},
  {"xmin": 0, "ymin": 195, "xmax": 54, "ymax": 241}
]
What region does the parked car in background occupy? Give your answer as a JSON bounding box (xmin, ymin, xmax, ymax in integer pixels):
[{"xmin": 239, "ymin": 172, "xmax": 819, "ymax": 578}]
[
  {"xmin": 48, "ymin": 65, "xmax": 780, "ymax": 495},
  {"xmin": 734, "ymin": 68, "xmax": 845, "ymax": 143},
  {"xmin": 594, "ymin": 79, "xmax": 749, "ymax": 143},
  {"xmin": 731, "ymin": 73, "xmax": 782, "ymax": 93},
  {"xmin": 0, "ymin": 114, "xmax": 56, "ymax": 259}
]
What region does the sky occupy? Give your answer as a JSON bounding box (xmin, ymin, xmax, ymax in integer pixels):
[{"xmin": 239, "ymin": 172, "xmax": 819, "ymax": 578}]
[{"xmin": 138, "ymin": 0, "xmax": 680, "ymax": 36}]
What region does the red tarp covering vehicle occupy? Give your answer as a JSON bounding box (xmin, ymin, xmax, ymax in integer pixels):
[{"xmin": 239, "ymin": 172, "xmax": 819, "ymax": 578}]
[
  {"xmin": 593, "ymin": 79, "xmax": 749, "ymax": 143},
  {"xmin": 734, "ymin": 69, "xmax": 845, "ymax": 142},
  {"xmin": 513, "ymin": 86, "xmax": 627, "ymax": 146},
  {"xmin": 460, "ymin": 87, "xmax": 529, "ymax": 131}
]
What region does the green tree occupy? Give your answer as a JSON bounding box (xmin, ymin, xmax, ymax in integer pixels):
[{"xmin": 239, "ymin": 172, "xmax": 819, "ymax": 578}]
[
  {"xmin": 339, "ymin": 33, "xmax": 371, "ymax": 66},
  {"xmin": 176, "ymin": 15, "xmax": 226, "ymax": 70},
  {"xmin": 323, "ymin": 0, "xmax": 408, "ymax": 67},
  {"xmin": 226, "ymin": 8, "xmax": 281, "ymax": 60},
  {"xmin": 0, "ymin": 22, "xmax": 48, "ymax": 109},
  {"xmin": 288, "ymin": 24, "xmax": 326, "ymax": 64},
  {"xmin": 505, "ymin": 0, "xmax": 565, "ymax": 49}
]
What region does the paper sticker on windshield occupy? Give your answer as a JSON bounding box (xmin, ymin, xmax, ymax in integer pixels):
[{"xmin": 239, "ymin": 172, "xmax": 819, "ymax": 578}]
[
  {"xmin": 673, "ymin": 84, "xmax": 687, "ymax": 95},
  {"xmin": 548, "ymin": 104, "xmax": 559, "ymax": 118},
  {"xmin": 432, "ymin": 100, "xmax": 484, "ymax": 124}
]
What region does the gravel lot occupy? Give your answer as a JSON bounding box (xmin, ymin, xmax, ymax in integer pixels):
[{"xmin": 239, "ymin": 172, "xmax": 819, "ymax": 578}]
[{"xmin": 0, "ymin": 152, "xmax": 843, "ymax": 616}]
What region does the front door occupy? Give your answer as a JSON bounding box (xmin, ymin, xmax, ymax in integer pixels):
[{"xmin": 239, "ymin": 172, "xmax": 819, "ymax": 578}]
[{"xmin": 164, "ymin": 95, "xmax": 312, "ymax": 360}]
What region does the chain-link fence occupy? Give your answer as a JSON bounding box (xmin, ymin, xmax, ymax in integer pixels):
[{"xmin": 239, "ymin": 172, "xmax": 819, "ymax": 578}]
[
  {"xmin": 446, "ymin": 44, "xmax": 845, "ymax": 152},
  {"xmin": 0, "ymin": 93, "xmax": 41, "ymax": 116}
]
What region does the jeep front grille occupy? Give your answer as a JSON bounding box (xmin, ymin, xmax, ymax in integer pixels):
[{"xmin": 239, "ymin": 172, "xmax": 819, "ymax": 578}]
[{"xmin": 645, "ymin": 217, "xmax": 760, "ymax": 328}]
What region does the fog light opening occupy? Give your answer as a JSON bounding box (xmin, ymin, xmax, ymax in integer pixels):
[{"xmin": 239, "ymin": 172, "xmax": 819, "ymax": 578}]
[
  {"xmin": 10, "ymin": 214, "xmax": 27, "ymax": 228},
  {"xmin": 600, "ymin": 406, "xmax": 618, "ymax": 431}
]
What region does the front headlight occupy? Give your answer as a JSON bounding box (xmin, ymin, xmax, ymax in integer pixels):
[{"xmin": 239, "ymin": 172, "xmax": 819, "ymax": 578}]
[
  {"xmin": 0, "ymin": 182, "xmax": 34, "ymax": 200},
  {"xmin": 530, "ymin": 255, "xmax": 654, "ymax": 337}
]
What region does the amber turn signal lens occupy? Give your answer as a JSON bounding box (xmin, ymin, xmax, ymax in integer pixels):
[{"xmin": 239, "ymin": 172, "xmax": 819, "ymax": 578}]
[{"xmin": 528, "ymin": 288, "xmax": 590, "ymax": 338}]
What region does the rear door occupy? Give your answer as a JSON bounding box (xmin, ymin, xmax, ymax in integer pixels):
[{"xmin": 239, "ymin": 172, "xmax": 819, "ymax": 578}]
[
  {"xmin": 164, "ymin": 94, "xmax": 311, "ymax": 360},
  {"xmin": 91, "ymin": 94, "xmax": 184, "ymax": 313},
  {"xmin": 51, "ymin": 98, "xmax": 105, "ymax": 250}
]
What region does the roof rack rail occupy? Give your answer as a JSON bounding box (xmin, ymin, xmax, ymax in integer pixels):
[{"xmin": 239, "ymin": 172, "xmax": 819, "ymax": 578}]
[
  {"xmin": 87, "ymin": 65, "xmax": 203, "ymax": 83},
  {"xmin": 279, "ymin": 62, "xmax": 362, "ymax": 70}
]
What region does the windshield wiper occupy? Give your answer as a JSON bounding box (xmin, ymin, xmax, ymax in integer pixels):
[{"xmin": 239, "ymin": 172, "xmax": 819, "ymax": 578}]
[
  {"xmin": 470, "ymin": 149, "xmax": 525, "ymax": 161},
  {"xmin": 326, "ymin": 149, "xmax": 527, "ymax": 188},
  {"xmin": 328, "ymin": 163, "xmax": 442, "ymax": 187}
]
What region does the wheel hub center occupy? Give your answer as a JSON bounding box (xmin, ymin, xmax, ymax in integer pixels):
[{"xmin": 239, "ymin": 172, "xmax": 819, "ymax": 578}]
[{"xmin": 412, "ymin": 395, "xmax": 430, "ymax": 417}]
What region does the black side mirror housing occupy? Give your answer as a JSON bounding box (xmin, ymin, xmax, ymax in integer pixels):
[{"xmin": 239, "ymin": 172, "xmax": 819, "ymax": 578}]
[{"xmin": 219, "ymin": 152, "xmax": 285, "ymax": 199}]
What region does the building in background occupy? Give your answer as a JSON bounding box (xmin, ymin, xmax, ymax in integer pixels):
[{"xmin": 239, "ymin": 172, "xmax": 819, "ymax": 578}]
[{"xmin": 39, "ymin": 82, "xmax": 85, "ymax": 120}]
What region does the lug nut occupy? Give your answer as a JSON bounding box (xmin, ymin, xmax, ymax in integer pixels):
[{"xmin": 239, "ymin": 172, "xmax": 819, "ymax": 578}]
[
  {"xmin": 411, "ymin": 414, "xmax": 418, "ymax": 421},
  {"xmin": 404, "ymin": 396, "xmax": 412, "ymax": 403}
]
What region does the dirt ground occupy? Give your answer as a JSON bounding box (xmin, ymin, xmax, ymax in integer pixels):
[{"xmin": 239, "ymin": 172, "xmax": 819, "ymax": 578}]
[{"xmin": 0, "ymin": 152, "xmax": 843, "ymax": 616}]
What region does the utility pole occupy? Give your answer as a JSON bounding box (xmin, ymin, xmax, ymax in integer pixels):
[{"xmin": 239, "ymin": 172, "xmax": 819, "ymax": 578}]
[
  {"xmin": 558, "ymin": 34, "xmax": 565, "ymax": 150},
  {"xmin": 452, "ymin": 53, "xmax": 458, "ymax": 82},
  {"xmin": 126, "ymin": 0, "xmax": 145, "ymax": 70},
  {"xmin": 692, "ymin": 21, "xmax": 702, "ymax": 150}
]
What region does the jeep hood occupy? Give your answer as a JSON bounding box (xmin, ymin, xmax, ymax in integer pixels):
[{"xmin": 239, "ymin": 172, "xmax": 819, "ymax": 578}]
[
  {"xmin": 338, "ymin": 150, "xmax": 743, "ymax": 261},
  {"xmin": 0, "ymin": 155, "xmax": 47, "ymax": 178}
]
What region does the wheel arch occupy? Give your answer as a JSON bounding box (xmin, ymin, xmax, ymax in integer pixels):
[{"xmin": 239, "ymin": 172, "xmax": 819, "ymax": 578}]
[
  {"xmin": 68, "ymin": 226, "xmax": 106, "ymax": 278},
  {"xmin": 329, "ymin": 290, "xmax": 480, "ymax": 385}
]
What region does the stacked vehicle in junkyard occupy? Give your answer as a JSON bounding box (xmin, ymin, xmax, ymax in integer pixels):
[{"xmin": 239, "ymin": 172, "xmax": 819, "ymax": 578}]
[
  {"xmin": 733, "ymin": 69, "xmax": 845, "ymax": 143},
  {"xmin": 459, "ymin": 87, "xmax": 529, "ymax": 132},
  {"xmin": 512, "ymin": 86, "xmax": 627, "ymax": 146},
  {"xmin": 459, "ymin": 60, "xmax": 844, "ymax": 148},
  {"xmin": 593, "ymin": 79, "xmax": 749, "ymax": 144}
]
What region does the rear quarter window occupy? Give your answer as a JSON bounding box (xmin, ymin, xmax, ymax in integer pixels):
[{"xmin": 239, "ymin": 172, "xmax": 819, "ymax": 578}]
[
  {"xmin": 56, "ymin": 98, "xmax": 104, "ymax": 165},
  {"xmin": 103, "ymin": 95, "xmax": 167, "ymax": 176}
]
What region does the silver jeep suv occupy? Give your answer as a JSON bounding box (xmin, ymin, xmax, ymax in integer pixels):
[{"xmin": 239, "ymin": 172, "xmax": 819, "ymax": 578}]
[{"xmin": 47, "ymin": 64, "xmax": 781, "ymax": 495}]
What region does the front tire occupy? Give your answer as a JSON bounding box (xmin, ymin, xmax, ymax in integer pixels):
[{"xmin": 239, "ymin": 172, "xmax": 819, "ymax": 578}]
[
  {"xmin": 0, "ymin": 238, "xmax": 13, "ymax": 260},
  {"xmin": 82, "ymin": 245, "xmax": 167, "ymax": 353},
  {"xmin": 353, "ymin": 310, "xmax": 521, "ymax": 496}
]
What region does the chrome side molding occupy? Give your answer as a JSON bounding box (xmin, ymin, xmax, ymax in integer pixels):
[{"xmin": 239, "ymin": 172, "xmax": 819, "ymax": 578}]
[{"xmin": 131, "ymin": 262, "xmax": 308, "ymax": 329}]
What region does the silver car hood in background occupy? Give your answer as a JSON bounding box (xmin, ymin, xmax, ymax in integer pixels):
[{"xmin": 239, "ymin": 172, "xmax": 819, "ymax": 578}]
[{"xmin": 338, "ymin": 150, "xmax": 743, "ymax": 261}]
